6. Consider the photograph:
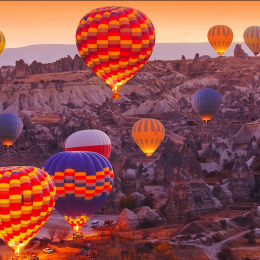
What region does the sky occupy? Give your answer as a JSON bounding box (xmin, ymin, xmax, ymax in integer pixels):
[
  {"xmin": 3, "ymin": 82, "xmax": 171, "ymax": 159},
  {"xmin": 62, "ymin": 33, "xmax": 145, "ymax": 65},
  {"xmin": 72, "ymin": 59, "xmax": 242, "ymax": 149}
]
[{"xmin": 1, "ymin": 1, "xmax": 260, "ymax": 48}]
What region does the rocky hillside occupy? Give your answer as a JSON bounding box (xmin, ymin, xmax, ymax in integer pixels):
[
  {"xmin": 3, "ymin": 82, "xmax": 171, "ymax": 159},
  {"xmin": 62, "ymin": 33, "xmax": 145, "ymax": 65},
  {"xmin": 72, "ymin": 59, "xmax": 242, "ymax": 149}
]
[{"xmin": 1, "ymin": 44, "xmax": 260, "ymax": 221}]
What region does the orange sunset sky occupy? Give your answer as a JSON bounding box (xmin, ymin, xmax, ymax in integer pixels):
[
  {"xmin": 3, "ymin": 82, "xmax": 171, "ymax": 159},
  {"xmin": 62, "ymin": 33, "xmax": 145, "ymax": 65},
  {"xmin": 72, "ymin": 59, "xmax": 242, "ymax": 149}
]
[{"xmin": 1, "ymin": 1, "xmax": 260, "ymax": 48}]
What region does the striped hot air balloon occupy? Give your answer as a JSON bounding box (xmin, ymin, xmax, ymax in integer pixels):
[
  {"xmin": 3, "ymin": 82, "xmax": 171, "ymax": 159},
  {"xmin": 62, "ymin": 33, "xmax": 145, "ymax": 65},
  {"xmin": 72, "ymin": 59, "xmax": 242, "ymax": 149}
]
[
  {"xmin": 0, "ymin": 113, "xmax": 23, "ymax": 147},
  {"xmin": 132, "ymin": 118, "xmax": 165, "ymax": 157},
  {"xmin": 0, "ymin": 31, "xmax": 5, "ymax": 56},
  {"xmin": 64, "ymin": 130, "xmax": 111, "ymax": 159},
  {"xmin": 0, "ymin": 166, "xmax": 56, "ymax": 255},
  {"xmin": 43, "ymin": 151, "xmax": 114, "ymax": 232},
  {"xmin": 76, "ymin": 6, "xmax": 155, "ymax": 99},
  {"xmin": 243, "ymin": 26, "xmax": 260, "ymax": 56},
  {"xmin": 208, "ymin": 25, "xmax": 233, "ymax": 56},
  {"xmin": 192, "ymin": 88, "xmax": 222, "ymax": 123}
]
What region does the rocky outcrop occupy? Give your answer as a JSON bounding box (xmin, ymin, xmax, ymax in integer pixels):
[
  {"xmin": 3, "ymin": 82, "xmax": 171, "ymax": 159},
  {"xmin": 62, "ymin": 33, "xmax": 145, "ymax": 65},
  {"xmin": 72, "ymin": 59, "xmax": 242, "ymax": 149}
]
[
  {"xmin": 212, "ymin": 182, "xmax": 234, "ymax": 206},
  {"xmin": 154, "ymin": 138, "xmax": 184, "ymax": 184},
  {"xmin": 0, "ymin": 69, "xmax": 4, "ymax": 84},
  {"xmin": 182, "ymin": 138, "xmax": 199, "ymax": 159},
  {"xmin": 116, "ymin": 208, "xmax": 139, "ymax": 229},
  {"xmin": 72, "ymin": 54, "xmax": 88, "ymax": 71},
  {"xmin": 162, "ymin": 149, "xmax": 220, "ymax": 222},
  {"xmin": 200, "ymin": 137, "xmax": 235, "ymax": 171},
  {"xmin": 179, "ymin": 55, "xmax": 188, "ymax": 75},
  {"xmin": 119, "ymin": 157, "xmax": 144, "ymax": 195},
  {"xmin": 189, "ymin": 53, "xmax": 202, "ymax": 72},
  {"xmin": 130, "ymin": 192, "xmax": 145, "ymax": 208},
  {"xmin": 234, "ymin": 44, "xmax": 247, "ymax": 58},
  {"xmin": 246, "ymin": 141, "xmax": 259, "ymax": 161},
  {"xmin": 136, "ymin": 206, "xmax": 161, "ymax": 225},
  {"xmin": 8, "ymin": 55, "xmax": 89, "ymax": 79},
  {"xmin": 228, "ymin": 152, "xmax": 255, "ymax": 201},
  {"xmin": 248, "ymin": 92, "xmax": 260, "ymax": 122},
  {"xmin": 178, "ymin": 96, "xmax": 189, "ymax": 110},
  {"xmin": 99, "ymin": 188, "xmax": 126, "ymax": 214},
  {"xmin": 14, "ymin": 59, "xmax": 32, "ymax": 78}
]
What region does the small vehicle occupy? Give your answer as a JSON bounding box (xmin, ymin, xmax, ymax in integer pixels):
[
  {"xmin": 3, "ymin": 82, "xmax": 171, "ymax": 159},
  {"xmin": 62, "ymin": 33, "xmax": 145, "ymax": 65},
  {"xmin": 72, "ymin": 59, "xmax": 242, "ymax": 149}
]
[
  {"xmin": 91, "ymin": 220, "xmax": 99, "ymax": 228},
  {"xmin": 73, "ymin": 232, "xmax": 84, "ymax": 240},
  {"xmin": 43, "ymin": 248, "xmax": 54, "ymax": 254}
]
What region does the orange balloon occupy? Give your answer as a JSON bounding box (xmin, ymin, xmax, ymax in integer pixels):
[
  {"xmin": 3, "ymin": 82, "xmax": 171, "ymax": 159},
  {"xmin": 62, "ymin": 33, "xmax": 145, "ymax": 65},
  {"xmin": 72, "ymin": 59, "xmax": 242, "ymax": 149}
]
[
  {"xmin": 208, "ymin": 25, "xmax": 233, "ymax": 56},
  {"xmin": 132, "ymin": 118, "xmax": 165, "ymax": 157}
]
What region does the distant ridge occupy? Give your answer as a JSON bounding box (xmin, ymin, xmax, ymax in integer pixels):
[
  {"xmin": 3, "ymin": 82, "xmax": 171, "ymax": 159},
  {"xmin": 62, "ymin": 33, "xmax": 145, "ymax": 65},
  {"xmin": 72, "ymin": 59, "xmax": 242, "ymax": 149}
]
[{"xmin": 0, "ymin": 42, "xmax": 252, "ymax": 67}]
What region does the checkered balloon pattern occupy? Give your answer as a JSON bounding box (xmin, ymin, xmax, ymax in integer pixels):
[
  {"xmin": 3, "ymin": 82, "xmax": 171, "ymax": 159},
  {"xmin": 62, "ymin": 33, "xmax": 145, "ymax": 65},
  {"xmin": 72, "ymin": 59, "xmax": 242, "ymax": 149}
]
[
  {"xmin": 0, "ymin": 166, "xmax": 56, "ymax": 255},
  {"xmin": 42, "ymin": 151, "xmax": 114, "ymax": 232},
  {"xmin": 76, "ymin": 6, "xmax": 155, "ymax": 99}
]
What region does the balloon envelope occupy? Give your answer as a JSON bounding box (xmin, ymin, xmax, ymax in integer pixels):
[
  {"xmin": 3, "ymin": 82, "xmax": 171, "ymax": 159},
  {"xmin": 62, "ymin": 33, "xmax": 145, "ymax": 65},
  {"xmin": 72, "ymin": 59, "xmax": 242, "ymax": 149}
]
[
  {"xmin": 132, "ymin": 118, "xmax": 165, "ymax": 157},
  {"xmin": 0, "ymin": 31, "xmax": 5, "ymax": 56},
  {"xmin": 192, "ymin": 88, "xmax": 222, "ymax": 123},
  {"xmin": 43, "ymin": 151, "xmax": 114, "ymax": 232},
  {"xmin": 76, "ymin": 6, "xmax": 155, "ymax": 99},
  {"xmin": 0, "ymin": 166, "xmax": 56, "ymax": 255},
  {"xmin": 64, "ymin": 130, "xmax": 111, "ymax": 159},
  {"xmin": 243, "ymin": 26, "xmax": 260, "ymax": 56},
  {"xmin": 207, "ymin": 25, "xmax": 233, "ymax": 56},
  {"xmin": 0, "ymin": 113, "xmax": 23, "ymax": 146}
]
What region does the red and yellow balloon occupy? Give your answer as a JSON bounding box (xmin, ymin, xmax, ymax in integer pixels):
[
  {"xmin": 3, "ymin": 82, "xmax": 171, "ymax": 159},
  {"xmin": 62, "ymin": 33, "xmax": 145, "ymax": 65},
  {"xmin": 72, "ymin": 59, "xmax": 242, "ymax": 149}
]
[
  {"xmin": 76, "ymin": 6, "xmax": 155, "ymax": 99},
  {"xmin": 0, "ymin": 166, "xmax": 56, "ymax": 255}
]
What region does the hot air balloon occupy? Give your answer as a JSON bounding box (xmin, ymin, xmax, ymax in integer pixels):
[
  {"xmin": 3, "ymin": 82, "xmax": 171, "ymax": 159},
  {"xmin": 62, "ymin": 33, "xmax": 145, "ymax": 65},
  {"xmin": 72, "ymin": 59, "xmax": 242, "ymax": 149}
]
[
  {"xmin": 64, "ymin": 130, "xmax": 111, "ymax": 159},
  {"xmin": 132, "ymin": 118, "xmax": 165, "ymax": 157},
  {"xmin": 43, "ymin": 151, "xmax": 114, "ymax": 232},
  {"xmin": 0, "ymin": 31, "xmax": 5, "ymax": 56},
  {"xmin": 243, "ymin": 26, "xmax": 260, "ymax": 56},
  {"xmin": 208, "ymin": 25, "xmax": 233, "ymax": 56},
  {"xmin": 0, "ymin": 113, "xmax": 23, "ymax": 147},
  {"xmin": 76, "ymin": 6, "xmax": 155, "ymax": 99},
  {"xmin": 192, "ymin": 88, "xmax": 222, "ymax": 123},
  {"xmin": 0, "ymin": 166, "xmax": 56, "ymax": 255}
]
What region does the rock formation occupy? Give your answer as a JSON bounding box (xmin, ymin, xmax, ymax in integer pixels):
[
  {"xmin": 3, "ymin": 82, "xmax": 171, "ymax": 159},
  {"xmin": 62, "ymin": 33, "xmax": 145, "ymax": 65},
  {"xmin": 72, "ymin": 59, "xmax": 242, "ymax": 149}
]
[
  {"xmin": 136, "ymin": 206, "xmax": 161, "ymax": 225},
  {"xmin": 234, "ymin": 44, "xmax": 247, "ymax": 58},
  {"xmin": 228, "ymin": 152, "xmax": 255, "ymax": 201},
  {"xmin": 14, "ymin": 59, "xmax": 32, "ymax": 78},
  {"xmin": 189, "ymin": 53, "xmax": 202, "ymax": 73},
  {"xmin": 162, "ymin": 149, "xmax": 221, "ymax": 222},
  {"xmin": 154, "ymin": 138, "xmax": 184, "ymax": 184},
  {"xmin": 116, "ymin": 208, "xmax": 139, "ymax": 229},
  {"xmin": 0, "ymin": 69, "xmax": 4, "ymax": 84},
  {"xmin": 212, "ymin": 182, "xmax": 234, "ymax": 206},
  {"xmin": 119, "ymin": 157, "xmax": 144, "ymax": 195},
  {"xmin": 200, "ymin": 137, "xmax": 235, "ymax": 171},
  {"xmin": 179, "ymin": 55, "xmax": 189, "ymax": 75}
]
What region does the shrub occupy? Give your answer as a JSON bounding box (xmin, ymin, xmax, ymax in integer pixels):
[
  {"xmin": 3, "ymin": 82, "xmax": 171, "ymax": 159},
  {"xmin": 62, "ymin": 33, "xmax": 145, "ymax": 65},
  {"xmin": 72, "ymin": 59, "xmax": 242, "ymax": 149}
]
[
  {"xmin": 213, "ymin": 233, "xmax": 222, "ymax": 243},
  {"xmin": 244, "ymin": 231, "xmax": 255, "ymax": 244},
  {"xmin": 217, "ymin": 247, "xmax": 234, "ymax": 260},
  {"xmin": 119, "ymin": 196, "xmax": 132, "ymax": 209},
  {"xmin": 220, "ymin": 219, "xmax": 227, "ymax": 229},
  {"xmin": 30, "ymin": 82, "xmax": 38, "ymax": 88},
  {"xmin": 104, "ymin": 219, "xmax": 114, "ymax": 226},
  {"xmin": 140, "ymin": 218, "xmax": 159, "ymax": 229},
  {"xmin": 152, "ymin": 242, "xmax": 177, "ymax": 260}
]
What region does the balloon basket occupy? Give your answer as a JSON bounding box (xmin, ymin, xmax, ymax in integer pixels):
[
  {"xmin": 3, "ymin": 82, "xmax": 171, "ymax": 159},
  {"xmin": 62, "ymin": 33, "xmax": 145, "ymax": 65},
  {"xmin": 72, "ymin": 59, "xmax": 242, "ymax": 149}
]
[
  {"xmin": 111, "ymin": 92, "xmax": 121, "ymax": 99},
  {"xmin": 145, "ymin": 153, "xmax": 152, "ymax": 157}
]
